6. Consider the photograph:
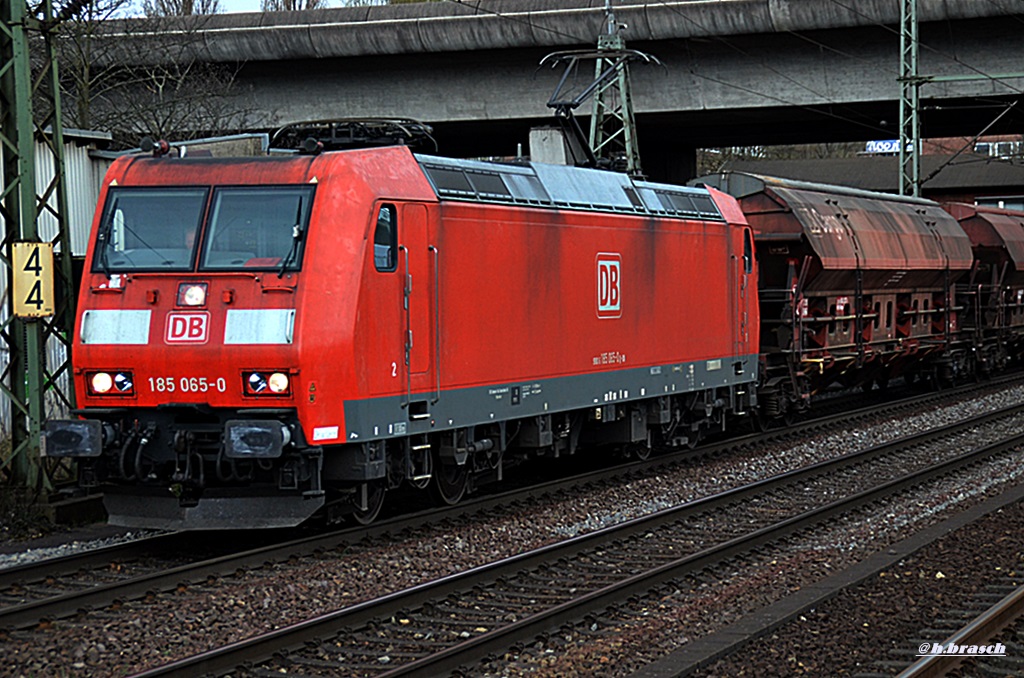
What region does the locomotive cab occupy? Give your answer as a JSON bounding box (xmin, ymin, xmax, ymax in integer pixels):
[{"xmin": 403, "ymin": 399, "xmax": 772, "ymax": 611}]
[
  {"xmin": 45, "ymin": 146, "xmax": 446, "ymax": 529},
  {"xmin": 46, "ymin": 178, "xmax": 322, "ymax": 528}
]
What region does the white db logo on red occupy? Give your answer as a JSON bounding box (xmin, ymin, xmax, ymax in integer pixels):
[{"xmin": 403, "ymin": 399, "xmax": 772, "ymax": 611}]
[
  {"xmin": 165, "ymin": 312, "xmax": 210, "ymax": 344},
  {"xmin": 596, "ymin": 253, "xmax": 622, "ymax": 319}
]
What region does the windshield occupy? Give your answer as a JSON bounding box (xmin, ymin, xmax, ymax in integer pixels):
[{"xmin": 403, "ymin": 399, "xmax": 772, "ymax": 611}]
[
  {"xmin": 92, "ymin": 188, "xmax": 208, "ymax": 273},
  {"xmin": 200, "ymin": 186, "xmax": 314, "ymax": 271},
  {"xmin": 91, "ymin": 185, "xmax": 315, "ymax": 274}
]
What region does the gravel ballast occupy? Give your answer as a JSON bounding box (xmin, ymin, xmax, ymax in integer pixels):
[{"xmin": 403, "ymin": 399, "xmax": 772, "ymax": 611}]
[{"xmin": 2, "ymin": 386, "xmax": 1024, "ymax": 676}]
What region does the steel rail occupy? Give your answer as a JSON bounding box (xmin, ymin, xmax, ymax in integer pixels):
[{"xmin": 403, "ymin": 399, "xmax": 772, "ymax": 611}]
[
  {"xmin": 3, "ymin": 375, "xmax": 1006, "ymax": 631},
  {"xmin": 0, "ymin": 531, "xmax": 187, "ymax": 590},
  {"xmin": 127, "ymin": 402, "xmax": 1024, "ymax": 677},
  {"xmin": 897, "ymin": 582, "xmax": 1024, "ymax": 678}
]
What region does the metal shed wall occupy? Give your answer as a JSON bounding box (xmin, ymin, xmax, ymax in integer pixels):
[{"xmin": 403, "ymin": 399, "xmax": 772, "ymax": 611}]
[{"xmin": 0, "ymin": 132, "xmax": 111, "ymax": 436}]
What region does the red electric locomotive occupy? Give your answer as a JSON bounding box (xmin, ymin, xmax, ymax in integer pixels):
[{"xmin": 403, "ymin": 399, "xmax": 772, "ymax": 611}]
[{"xmin": 45, "ymin": 145, "xmax": 759, "ymax": 529}]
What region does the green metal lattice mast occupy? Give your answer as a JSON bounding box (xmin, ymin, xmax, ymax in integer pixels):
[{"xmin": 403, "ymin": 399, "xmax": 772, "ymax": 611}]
[
  {"xmin": 898, "ymin": 0, "xmax": 920, "ymax": 197},
  {"xmin": 589, "ymin": 0, "xmax": 644, "ymax": 178},
  {"xmin": 1, "ymin": 0, "xmax": 77, "ymax": 495},
  {"xmin": 541, "ymin": 0, "xmax": 659, "ymax": 178}
]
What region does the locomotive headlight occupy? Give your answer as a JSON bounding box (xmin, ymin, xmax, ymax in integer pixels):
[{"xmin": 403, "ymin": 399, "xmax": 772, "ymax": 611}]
[
  {"xmin": 114, "ymin": 372, "xmax": 134, "ymax": 393},
  {"xmin": 177, "ymin": 282, "xmax": 208, "ymax": 307},
  {"xmin": 90, "ymin": 372, "xmax": 113, "ymax": 394},
  {"xmin": 268, "ymin": 372, "xmax": 290, "ymax": 394},
  {"xmin": 245, "ymin": 371, "xmax": 291, "ymax": 396},
  {"xmin": 88, "ymin": 371, "xmax": 134, "ymax": 396}
]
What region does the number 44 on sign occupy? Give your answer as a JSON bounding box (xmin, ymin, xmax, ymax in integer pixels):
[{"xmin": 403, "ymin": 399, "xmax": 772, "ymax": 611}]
[{"xmin": 12, "ymin": 242, "xmax": 55, "ymax": 318}]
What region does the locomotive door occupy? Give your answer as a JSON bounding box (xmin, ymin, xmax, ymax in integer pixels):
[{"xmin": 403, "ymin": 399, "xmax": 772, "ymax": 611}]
[
  {"xmin": 738, "ymin": 228, "xmax": 753, "ymax": 350},
  {"xmin": 400, "ymin": 204, "xmax": 436, "ymax": 411}
]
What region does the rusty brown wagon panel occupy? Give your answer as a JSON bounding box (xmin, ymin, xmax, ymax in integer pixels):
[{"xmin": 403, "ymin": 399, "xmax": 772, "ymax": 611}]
[
  {"xmin": 768, "ymin": 186, "xmax": 973, "ymax": 272},
  {"xmin": 945, "ymin": 202, "xmax": 1024, "ymax": 273}
]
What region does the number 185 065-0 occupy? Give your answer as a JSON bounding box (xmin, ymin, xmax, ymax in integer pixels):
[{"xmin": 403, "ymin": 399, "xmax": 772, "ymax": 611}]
[{"xmin": 148, "ymin": 376, "xmax": 228, "ymax": 393}]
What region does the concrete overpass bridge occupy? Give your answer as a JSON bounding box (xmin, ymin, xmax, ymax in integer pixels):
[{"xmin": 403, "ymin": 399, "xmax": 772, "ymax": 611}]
[{"xmin": 104, "ymin": 0, "xmax": 1024, "ymax": 182}]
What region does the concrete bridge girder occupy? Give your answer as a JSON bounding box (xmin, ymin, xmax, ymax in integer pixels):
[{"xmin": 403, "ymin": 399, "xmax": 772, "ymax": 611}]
[
  {"xmin": 242, "ymin": 17, "xmax": 1022, "ymax": 142},
  {"xmin": 105, "ymin": 0, "xmax": 1017, "ymax": 64},
  {"xmin": 96, "ymin": 0, "xmax": 1024, "ymax": 181}
]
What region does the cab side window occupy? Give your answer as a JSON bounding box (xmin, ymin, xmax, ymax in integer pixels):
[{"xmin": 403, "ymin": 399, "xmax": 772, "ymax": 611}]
[
  {"xmin": 743, "ymin": 229, "xmax": 754, "ymax": 274},
  {"xmin": 374, "ymin": 204, "xmax": 397, "ymax": 272}
]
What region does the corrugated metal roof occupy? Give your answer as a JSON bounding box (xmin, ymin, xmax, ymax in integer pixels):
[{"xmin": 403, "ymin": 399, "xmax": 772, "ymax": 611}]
[
  {"xmin": 701, "ymin": 170, "xmax": 974, "ymax": 272},
  {"xmin": 771, "ymin": 185, "xmax": 974, "ymax": 271},
  {"xmin": 945, "ymin": 203, "xmax": 1024, "ymax": 271}
]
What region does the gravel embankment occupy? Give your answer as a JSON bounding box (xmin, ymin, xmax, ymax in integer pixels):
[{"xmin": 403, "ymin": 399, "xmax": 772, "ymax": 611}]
[{"xmin": 0, "ymin": 529, "xmax": 157, "ymax": 569}]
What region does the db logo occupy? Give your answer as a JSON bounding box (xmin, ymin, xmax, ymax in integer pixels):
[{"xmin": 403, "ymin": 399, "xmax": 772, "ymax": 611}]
[
  {"xmin": 596, "ymin": 253, "xmax": 622, "ymax": 319},
  {"xmin": 165, "ymin": 312, "xmax": 210, "ymax": 344}
]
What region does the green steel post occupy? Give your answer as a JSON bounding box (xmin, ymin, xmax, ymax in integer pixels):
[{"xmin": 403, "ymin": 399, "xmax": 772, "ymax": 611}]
[
  {"xmin": 2, "ymin": 0, "xmax": 42, "ymax": 490},
  {"xmin": 589, "ymin": 1, "xmax": 644, "ymax": 178},
  {"xmin": 38, "ymin": 0, "xmax": 77, "ymax": 414},
  {"xmin": 1, "ymin": 0, "xmax": 74, "ymax": 495},
  {"xmin": 898, "ymin": 0, "xmax": 920, "ymax": 197}
]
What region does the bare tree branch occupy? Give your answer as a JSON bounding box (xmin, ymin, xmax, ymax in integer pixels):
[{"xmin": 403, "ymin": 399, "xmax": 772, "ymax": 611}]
[
  {"xmin": 50, "ymin": 1, "xmax": 256, "ymax": 148},
  {"xmin": 260, "ymin": 0, "xmax": 325, "ymax": 10},
  {"xmin": 143, "ymin": 0, "xmax": 222, "ymax": 17}
]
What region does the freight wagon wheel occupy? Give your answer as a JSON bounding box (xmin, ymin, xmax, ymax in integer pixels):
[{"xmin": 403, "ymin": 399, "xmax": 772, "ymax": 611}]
[
  {"xmin": 351, "ymin": 482, "xmax": 386, "ymax": 525},
  {"xmin": 629, "ymin": 440, "xmax": 652, "ymax": 461},
  {"xmin": 431, "ymin": 454, "xmax": 469, "ymax": 506}
]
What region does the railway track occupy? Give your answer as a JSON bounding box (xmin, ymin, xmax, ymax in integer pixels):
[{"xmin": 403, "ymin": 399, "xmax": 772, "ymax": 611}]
[
  {"xmin": 892, "ymin": 577, "xmax": 1024, "ymax": 677},
  {"xmin": 0, "ymin": 377, "xmax": 1014, "ymax": 637},
  {"xmin": 0, "ymin": 530, "xmax": 312, "ymax": 631},
  {"xmin": 124, "ymin": 398, "xmax": 1024, "ymax": 677}
]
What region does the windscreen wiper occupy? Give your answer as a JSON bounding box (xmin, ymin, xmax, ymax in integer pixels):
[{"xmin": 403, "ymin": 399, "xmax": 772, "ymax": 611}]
[
  {"xmin": 97, "ymin": 222, "xmax": 112, "ymax": 278},
  {"xmin": 278, "ymin": 200, "xmax": 304, "ymax": 277}
]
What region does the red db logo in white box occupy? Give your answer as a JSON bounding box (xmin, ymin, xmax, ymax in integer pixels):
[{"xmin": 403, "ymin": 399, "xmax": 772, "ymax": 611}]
[
  {"xmin": 597, "ymin": 253, "xmax": 621, "ymax": 319},
  {"xmin": 165, "ymin": 312, "xmax": 210, "ymax": 344}
]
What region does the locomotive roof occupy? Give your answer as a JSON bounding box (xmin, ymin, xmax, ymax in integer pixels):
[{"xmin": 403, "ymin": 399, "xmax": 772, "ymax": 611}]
[{"xmin": 414, "ymin": 154, "xmax": 725, "ymax": 221}]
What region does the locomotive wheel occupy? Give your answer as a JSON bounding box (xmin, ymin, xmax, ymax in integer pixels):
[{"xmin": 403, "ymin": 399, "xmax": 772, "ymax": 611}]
[
  {"xmin": 627, "ymin": 440, "xmax": 652, "ymax": 461},
  {"xmin": 431, "ymin": 454, "xmax": 469, "ymax": 506},
  {"xmin": 351, "ymin": 482, "xmax": 386, "ymax": 525},
  {"xmin": 751, "ymin": 408, "xmax": 769, "ymax": 432}
]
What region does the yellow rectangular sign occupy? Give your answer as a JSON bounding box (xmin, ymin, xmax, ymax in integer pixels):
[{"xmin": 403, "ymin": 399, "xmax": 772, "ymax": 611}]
[{"xmin": 12, "ymin": 242, "xmax": 55, "ymax": 318}]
